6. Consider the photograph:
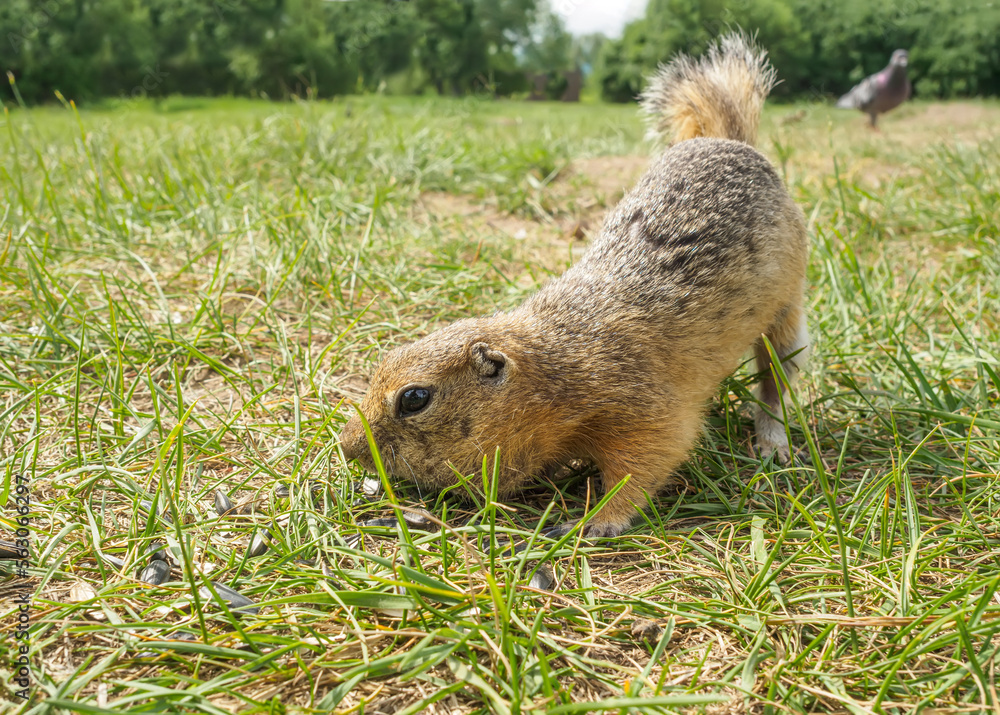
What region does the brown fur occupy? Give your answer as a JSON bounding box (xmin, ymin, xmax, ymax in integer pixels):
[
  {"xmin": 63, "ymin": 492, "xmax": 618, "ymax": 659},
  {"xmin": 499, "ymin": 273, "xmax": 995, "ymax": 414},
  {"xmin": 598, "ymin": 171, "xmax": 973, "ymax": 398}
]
[
  {"xmin": 340, "ymin": 33, "xmax": 809, "ymax": 537},
  {"xmin": 640, "ymin": 32, "xmax": 777, "ymax": 146}
]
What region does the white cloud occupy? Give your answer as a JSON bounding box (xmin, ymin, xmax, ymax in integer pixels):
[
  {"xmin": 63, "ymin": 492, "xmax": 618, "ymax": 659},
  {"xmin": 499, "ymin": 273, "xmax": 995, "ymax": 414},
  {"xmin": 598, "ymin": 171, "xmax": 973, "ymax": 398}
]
[{"xmin": 552, "ymin": 0, "xmax": 648, "ymax": 38}]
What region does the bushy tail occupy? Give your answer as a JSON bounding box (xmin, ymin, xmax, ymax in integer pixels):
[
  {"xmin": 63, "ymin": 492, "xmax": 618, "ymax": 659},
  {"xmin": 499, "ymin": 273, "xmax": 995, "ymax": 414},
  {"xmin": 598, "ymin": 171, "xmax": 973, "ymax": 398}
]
[{"xmin": 640, "ymin": 32, "xmax": 777, "ymax": 147}]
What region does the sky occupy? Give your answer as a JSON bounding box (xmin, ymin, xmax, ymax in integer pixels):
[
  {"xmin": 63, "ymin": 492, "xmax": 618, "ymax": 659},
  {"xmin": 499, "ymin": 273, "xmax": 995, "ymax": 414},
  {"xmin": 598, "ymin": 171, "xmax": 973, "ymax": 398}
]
[{"xmin": 551, "ymin": 0, "xmax": 648, "ymax": 37}]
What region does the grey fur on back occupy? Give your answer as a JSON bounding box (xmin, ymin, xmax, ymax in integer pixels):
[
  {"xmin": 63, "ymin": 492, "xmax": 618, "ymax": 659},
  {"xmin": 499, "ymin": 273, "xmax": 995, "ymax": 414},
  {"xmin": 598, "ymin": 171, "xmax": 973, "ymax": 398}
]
[{"xmin": 521, "ymin": 138, "xmax": 793, "ymax": 333}]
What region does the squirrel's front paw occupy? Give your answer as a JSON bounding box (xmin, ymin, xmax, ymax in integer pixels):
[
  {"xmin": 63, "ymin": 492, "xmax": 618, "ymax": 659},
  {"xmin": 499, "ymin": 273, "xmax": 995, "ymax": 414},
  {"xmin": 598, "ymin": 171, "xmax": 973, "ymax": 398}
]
[
  {"xmin": 582, "ymin": 521, "xmax": 627, "ymax": 539},
  {"xmin": 542, "ymin": 518, "xmax": 627, "ymax": 540}
]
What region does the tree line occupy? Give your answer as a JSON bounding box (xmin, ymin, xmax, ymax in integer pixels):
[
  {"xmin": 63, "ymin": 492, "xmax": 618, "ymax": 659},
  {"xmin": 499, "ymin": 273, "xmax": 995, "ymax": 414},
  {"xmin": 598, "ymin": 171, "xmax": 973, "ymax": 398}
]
[
  {"xmin": 1, "ymin": 0, "xmax": 997, "ymax": 107},
  {"xmin": 0, "ymin": 0, "xmax": 547, "ymax": 104}
]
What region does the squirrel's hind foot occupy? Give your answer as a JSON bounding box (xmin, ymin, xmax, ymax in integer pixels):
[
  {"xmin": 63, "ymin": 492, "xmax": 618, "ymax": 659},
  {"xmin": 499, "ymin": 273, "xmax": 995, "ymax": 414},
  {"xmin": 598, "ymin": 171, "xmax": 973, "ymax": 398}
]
[{"xmin": 755, "ymin": 431, "xmax": 792, "ymax": 465}]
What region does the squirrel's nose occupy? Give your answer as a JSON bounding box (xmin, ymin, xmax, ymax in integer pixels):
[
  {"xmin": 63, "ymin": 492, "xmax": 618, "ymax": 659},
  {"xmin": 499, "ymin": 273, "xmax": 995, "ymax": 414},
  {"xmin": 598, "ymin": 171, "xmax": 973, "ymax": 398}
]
[{"xmin": 340, "ymin": 417, "xmax": 364, "ymax": 461}]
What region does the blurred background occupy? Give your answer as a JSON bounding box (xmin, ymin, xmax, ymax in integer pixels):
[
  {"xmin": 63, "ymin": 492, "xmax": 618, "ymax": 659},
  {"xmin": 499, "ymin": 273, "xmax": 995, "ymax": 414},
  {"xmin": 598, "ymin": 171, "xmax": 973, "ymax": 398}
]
[{"xmin": 1, "ymin": 0, "xmax": 998, "ymax": 107}]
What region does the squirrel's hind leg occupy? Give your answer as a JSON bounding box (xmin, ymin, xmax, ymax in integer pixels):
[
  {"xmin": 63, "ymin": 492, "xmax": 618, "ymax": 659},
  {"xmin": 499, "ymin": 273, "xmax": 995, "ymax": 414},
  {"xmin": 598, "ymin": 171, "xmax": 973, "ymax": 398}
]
[{"xmin": 754, "ymin": 303, "xmax": 810, "ymax": 463}]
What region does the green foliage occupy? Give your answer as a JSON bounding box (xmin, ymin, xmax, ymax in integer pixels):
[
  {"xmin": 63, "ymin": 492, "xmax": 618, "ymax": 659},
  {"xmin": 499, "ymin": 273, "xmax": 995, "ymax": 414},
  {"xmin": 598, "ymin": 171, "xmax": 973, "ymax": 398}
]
[
  {"xmin": 0, "ymin": 0, "xmax": 542, "ymax": 104},
  {"xmin": 1, "ymin": 0, "xmax": 157, "ymax": 103},
  {"xmin": 594, "ymin": 21, "xmax": 650, "ymax": 103},
  {"xmin": 597, "ymin": 0, "xmax": 1000, "ymax": 102},
  {"xmin": 521, "ymin": 7, "xmax": 573, "ymax": 73}
]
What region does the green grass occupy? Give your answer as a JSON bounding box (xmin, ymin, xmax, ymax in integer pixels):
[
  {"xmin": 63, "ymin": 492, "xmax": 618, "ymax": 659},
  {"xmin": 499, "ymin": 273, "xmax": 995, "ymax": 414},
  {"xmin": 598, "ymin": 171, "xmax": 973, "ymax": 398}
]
[{"xmin": 1, "ymin": 95, "xmax": 998, "ymax": 714}]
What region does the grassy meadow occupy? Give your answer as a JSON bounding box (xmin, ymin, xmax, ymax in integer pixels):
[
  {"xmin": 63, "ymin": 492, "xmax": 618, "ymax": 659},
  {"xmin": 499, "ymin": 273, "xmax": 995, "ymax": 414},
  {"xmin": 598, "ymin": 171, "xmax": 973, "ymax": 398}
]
[{"xmin": 1, "ymin": 94, "xmax": 999, "ymax": 713}]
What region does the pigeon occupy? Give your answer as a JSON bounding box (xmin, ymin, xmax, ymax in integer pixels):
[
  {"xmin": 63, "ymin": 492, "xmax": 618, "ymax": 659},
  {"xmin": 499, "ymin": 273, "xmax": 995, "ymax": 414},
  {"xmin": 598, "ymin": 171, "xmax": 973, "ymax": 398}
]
[{"xmin": 836, "ymin": 49, "xmax": 911, "ymax": 128}]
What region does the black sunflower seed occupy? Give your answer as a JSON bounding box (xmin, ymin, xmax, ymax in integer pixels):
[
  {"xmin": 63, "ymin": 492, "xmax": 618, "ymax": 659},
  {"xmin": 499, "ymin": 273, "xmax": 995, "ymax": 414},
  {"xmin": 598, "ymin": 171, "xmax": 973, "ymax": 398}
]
[
  {"xmin": 248, "ymin": 530, "xmax": 271, "ymax": 557},
  {"xmin": 214, "ymin": 490, "xmax": 235, "ymax": 516},
  {"xmin": 198, "ymin": 582, "xmax": 260, "ymax": 615},
  {"xmin": 139, "ymin": 559, "xmax": 171, "ymax": 585}
]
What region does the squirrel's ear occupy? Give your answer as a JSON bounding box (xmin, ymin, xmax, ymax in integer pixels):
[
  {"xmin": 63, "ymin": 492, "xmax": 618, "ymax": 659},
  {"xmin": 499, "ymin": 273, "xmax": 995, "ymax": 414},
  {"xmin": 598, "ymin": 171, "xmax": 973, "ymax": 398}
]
[{"xmin": 470, "ymin": 342, "xmax": 508, "ymax": 380}]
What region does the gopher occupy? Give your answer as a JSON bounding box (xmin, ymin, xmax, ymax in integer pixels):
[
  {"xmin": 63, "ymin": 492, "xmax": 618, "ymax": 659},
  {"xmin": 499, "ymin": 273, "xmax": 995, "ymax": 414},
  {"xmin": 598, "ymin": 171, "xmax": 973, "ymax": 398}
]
[{"xmin": 340, "ymin": 33, "xmax": 809, "ymax": 538}]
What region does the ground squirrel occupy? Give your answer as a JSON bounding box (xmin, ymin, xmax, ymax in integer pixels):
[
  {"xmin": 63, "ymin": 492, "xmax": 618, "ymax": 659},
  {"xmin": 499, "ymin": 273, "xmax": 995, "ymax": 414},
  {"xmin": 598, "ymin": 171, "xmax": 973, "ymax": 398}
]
[{"xmin": 340, "ymin": 33, "xmax": 810, "ymax": 538}]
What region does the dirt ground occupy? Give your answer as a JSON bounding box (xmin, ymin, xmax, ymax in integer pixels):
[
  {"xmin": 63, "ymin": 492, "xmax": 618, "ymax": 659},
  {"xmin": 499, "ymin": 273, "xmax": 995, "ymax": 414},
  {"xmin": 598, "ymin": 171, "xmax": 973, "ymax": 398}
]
[
  {"xmin": 418, "ymin": 155, "xmax": 649, "ymax": 249},
  {"xmin": 420, "ymin": 101, "xmax": 998, "ymax": 248}
]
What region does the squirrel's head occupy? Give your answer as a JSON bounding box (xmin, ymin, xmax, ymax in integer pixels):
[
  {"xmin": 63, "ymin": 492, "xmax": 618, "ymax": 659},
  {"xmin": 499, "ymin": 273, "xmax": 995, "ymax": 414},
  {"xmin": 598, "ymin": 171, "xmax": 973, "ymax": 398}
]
[{"xmin": 339, "ymin": 318, "xmax": 552, "ymax": 496}]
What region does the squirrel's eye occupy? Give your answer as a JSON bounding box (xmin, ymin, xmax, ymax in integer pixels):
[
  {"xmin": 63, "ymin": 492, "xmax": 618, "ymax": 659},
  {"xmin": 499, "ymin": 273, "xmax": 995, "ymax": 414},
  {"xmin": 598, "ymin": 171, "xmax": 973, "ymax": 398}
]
[{"xmin": 399, "ymin": 388, "xmax": 431, "ymax": 416}]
